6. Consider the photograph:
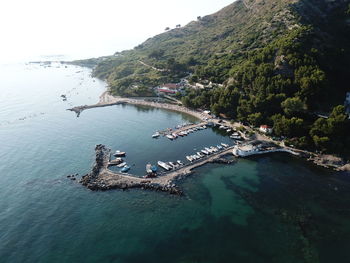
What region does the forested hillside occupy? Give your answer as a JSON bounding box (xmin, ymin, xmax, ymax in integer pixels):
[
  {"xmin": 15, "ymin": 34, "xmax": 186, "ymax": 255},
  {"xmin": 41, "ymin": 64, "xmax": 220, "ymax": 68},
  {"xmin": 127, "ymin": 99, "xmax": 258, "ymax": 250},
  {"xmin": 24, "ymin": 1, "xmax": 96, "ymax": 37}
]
[{"xmin": 78, "ymin": 0, "xmax": 350, "ymax": 156}]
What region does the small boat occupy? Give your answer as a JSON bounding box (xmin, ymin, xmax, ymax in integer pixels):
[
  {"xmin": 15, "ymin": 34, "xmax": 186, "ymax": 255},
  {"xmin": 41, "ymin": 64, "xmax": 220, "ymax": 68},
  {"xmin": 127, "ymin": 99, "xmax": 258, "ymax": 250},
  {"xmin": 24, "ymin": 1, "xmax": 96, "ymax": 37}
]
[
  {"xmin": 151, "ymin": 165, "xmax": 158, "ymax": 173},
  {"xmin": 186, "ymin": 156, "xmax": 193, "ymax": 162},
  {"xmin": 158, "ymin": 161, "xmax": 171, "ymax": 171},
  {"xmin": 108, "ymin": 157, "xmax": 123, "ymax": 166},
  {"xmin": 226, "ymin": 129, "xmax": 232, "ymax": 133},
  {"xmin": 201, "ymin": 149, "xmax": 209, "ymax": 155},
  {"xmin": 177, "ymin": 160, "xmax": 183, "ymax": 166},
  {"xmin": 121, "ymin": 165, "xmax": 131, "ymax": 173},
  {"xmin": 221, "ymin": 143, "xmax": 229, "ymax": 148},
  {"xmin": 172, "ymin": 133, "xmax": 178, "ymax": 139},
  {"xmin": 114, "ymin": 150, "xmax": 126, "ymax": 157},
  {"xmin": 166, "ymin": 134, "xmax": 174, "ymax": 140},
  {"xmin": 205, "ymin": 147, "xmax": 213, "ymax": 154},
  {"xmin": 219, "ymin": 125, "xmax": 226, "ymax": 129},
  {"xmin": 217, "ymin": 145, "xmax": 223, "ymax": 150},
  {"xmin": 197, "ymin": 152, "xmax": 203, "ymax": 157},
  {"xmin": 117, "ymin": 162, "xmax": 127, "ymax": 168},
  {"xmin": 168, "ymin": 162, "xmax": 176, "ymax": 168},
  {"xmin": 152, "ymin": 132, "xmax": 160, "ymax": 138},
  {"xmin": 146, "ymin": 163, "xmax": 152, "ymax": 174}
]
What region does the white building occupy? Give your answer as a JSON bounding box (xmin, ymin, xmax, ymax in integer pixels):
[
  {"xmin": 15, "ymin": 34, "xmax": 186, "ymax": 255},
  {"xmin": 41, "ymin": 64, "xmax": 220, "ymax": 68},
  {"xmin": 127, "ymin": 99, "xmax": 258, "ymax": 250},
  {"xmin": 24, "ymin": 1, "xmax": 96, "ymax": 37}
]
[{"xmin": 259, "ymin": 125, "xmax": 273, "ymax": 134}]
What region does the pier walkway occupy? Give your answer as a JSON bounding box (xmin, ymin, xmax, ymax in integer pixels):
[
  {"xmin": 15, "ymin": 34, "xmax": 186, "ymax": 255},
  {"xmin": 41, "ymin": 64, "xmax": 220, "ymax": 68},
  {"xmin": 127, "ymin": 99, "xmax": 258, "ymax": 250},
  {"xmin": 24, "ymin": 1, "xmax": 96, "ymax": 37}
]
[{"xmin": 80, "ymin": 144, "xmax": 235, "ymax": 194}]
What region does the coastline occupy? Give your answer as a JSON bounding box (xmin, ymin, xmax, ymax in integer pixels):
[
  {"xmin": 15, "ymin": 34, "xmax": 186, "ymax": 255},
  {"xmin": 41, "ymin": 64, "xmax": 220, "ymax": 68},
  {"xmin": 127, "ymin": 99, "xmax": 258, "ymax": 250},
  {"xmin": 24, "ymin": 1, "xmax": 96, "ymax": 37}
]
[
  {"xmin": 68, "ymin": 90, "xmax": 349, "ymax": 184},
  {"xmin": 68, "ymin": 91, "xmax": 210, "ymax": 121}
]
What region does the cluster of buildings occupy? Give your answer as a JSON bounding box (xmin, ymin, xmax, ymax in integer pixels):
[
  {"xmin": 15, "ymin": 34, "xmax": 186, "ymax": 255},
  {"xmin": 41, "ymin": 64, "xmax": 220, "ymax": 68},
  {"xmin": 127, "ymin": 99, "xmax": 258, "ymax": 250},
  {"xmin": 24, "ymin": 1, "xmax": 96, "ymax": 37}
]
[{"xmin": 155, "ymin": 79, "xmax": 224, "ymax": 96}]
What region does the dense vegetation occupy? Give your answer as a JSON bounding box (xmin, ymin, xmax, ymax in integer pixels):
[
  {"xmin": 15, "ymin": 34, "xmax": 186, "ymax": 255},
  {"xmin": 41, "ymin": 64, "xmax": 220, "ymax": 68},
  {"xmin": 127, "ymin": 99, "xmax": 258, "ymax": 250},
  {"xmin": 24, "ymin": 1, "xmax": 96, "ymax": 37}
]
[{"xmin": 79, "ymin": 0, "xmax": 350, "ymax": 157}]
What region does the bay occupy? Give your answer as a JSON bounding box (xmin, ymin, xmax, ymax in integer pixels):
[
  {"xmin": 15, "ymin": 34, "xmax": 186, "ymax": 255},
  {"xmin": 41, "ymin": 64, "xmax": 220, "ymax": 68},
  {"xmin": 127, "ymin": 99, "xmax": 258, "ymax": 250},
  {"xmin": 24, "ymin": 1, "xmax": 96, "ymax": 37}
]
[{"xmin": 0, "ymin": 63, "xmax": 349, "ymax": 263}]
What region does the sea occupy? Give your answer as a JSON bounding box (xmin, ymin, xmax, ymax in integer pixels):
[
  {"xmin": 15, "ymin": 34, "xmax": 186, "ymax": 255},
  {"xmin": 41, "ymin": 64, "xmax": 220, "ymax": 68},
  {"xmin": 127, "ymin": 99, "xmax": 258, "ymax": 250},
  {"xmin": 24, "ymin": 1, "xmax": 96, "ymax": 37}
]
[{"xmin": 0, "ymin": 62, "xmax": 349, "ymax": 263}]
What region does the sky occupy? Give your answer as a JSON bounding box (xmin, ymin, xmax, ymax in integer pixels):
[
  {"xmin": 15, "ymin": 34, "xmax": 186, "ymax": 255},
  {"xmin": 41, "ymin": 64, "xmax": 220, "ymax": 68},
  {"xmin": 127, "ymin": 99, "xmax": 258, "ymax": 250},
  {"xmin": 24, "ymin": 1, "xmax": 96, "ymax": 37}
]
[{"xmin": 0, "ymin": 0, "xmax": 234, "ymax": 63}]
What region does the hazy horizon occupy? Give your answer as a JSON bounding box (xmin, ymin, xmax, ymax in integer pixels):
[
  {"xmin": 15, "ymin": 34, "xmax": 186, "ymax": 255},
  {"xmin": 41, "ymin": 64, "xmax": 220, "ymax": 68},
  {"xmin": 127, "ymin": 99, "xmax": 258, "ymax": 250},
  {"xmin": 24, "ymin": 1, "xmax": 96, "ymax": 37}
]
[{"xmin": 0, "ymin": 0, "xmax": 235, "ymax": 63}]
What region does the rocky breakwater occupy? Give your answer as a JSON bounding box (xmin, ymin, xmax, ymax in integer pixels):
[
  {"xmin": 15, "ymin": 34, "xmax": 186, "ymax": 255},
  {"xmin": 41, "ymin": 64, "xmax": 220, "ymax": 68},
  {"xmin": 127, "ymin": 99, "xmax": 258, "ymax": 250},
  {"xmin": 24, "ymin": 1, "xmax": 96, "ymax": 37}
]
[{"xmin": 80, "ymin": 144, "xmax": 182, "ymax": 194}]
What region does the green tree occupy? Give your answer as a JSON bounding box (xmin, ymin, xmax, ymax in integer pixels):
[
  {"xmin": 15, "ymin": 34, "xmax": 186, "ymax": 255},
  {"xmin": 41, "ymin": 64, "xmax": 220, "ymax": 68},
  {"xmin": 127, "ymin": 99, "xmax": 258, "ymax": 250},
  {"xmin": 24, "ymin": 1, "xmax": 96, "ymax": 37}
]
[
  {"xmin": 281, "ymin": 97, "xmax": 306, "ymax": 116},
  {"xmin": 247, "ymin": 112, "xmax": 263, "ymax": 127}
]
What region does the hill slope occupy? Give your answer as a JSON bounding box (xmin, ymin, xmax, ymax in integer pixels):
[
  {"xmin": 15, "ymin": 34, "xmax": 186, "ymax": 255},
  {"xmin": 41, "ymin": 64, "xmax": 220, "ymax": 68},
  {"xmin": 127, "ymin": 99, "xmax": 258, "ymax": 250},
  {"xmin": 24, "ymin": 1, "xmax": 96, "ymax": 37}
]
[{"xmin": 79, "ymin": 0, "xmax": 350, "ymax": 156}]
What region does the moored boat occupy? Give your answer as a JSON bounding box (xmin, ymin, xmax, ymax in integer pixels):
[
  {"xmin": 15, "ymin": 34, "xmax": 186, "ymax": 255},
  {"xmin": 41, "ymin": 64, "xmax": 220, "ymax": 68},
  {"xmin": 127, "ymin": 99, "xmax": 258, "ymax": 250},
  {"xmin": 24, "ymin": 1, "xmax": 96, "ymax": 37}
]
[
  {"xmin": 152, "ymin": 132, "xmax": 160, "ymax": 138},
  {"xmin": 186, "ymin": 156, "xmax": 193, "ymax": 162},
  {"xmin": 158, "ymin": 161, "xmax": 171, "ymax": 171},
  {"xmin": 151, "ymin": 165, "xmax": 158, "ymax": 173},
  {"xmin": 114, "ymin": 150, "xmax": 126, "ymax": 157},
  {"xmin": 166, "ymin": 134, "xmax": 174, "ymax": 140},
  {"xmin": 146, "ymin": 163, "xmax": 152, "ymax": 174},
  {"xmin": 108, "ymin": 157, "xmax": 123, "ymax": 166},
  {"xmin": 121, "ymin": 165, "xmax": 131, "ymax": 173},
  {"xmin": 117, "ymin": 162, "xmax": 127, "ymax": 168},
  {"xmin": 201, "ymin": 149, "xmax": 209, "ymax": 155}
]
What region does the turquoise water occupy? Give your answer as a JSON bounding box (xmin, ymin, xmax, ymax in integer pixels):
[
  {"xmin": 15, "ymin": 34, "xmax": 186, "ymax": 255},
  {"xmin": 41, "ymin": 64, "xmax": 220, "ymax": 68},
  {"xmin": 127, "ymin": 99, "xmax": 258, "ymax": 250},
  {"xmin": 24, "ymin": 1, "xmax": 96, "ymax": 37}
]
[{"xmin": 1, "ymin": 63, "xmax": 350, "ymax": 263}]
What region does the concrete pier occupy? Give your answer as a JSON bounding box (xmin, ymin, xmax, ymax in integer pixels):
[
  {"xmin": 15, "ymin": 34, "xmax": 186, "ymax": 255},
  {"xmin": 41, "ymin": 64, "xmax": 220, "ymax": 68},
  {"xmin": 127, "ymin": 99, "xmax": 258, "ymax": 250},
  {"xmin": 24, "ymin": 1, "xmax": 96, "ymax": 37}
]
[{"xmin": 80, "ymin": 144, "xmax": 235, "ymax": 194}]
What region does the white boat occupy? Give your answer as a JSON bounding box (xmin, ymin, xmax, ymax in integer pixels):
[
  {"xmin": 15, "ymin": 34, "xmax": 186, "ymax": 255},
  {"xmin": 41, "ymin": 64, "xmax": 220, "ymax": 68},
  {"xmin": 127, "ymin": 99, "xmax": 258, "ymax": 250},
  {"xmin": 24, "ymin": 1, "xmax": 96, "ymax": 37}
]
[
  {"xmin": 146, "ymin": 163, "xmax": 152, "ymax": 174},
  {"xmin": 186, "ymin": 156, "xmax": 193, "ymax": 162},
  {"xmin": 221, "ymin": 143, "xmax": 229, "ymax": 148},
  {"xmin": 152, "ymin": 132, "xmax": 160, "ymax": 138},
  {"xmin": 158, "ymin": 161, "xmax": 171, "ymax": 171},
  {"xmin": 196, "ymin": 153, "xmax": 202, "ymax": 159},
  {"xmin": 117, "ymin": 162, "xmax": 127, "ymax": 168},
  {"xmin": 197, "ymin": 152, "xmax": 203, "ymax": 157},
  {"xmin": 219, "ymin": 125, "xmax": 226, "ymax": 129},
  {"xmin": 204, "ymin": 147, "xmax": 211, "ymax": 154},
  {"xmin": 172, "ymin": 133, "xmax": 178, "ymax": 139},
  {"xmin": 108, "ymin": 157, "xmax": 123, "ymax": 166},
  {"xmin": 168, "ymin": 162, "xmax": 177, "ymax": 168},
  {"xmin": 177, "ymin": 160, "xmax": 183, "ymax": 165},
  {"xmin": 114, "ymin": 150, "xmax": 126, "ymax": 157},
  {"xmin": 166, "ymin": 134, "xmax": 174, "ymax": 140},
  {"xmin": 217, "ymin": 145, "xmax": 223, "ymax": 150},
  {"xmin": 201, "ymin": 149, "xmax": 209, "ymax": 155},
  {"xmin": 226, "ymin": 129, "xmax": 232, "ymax": 133}
]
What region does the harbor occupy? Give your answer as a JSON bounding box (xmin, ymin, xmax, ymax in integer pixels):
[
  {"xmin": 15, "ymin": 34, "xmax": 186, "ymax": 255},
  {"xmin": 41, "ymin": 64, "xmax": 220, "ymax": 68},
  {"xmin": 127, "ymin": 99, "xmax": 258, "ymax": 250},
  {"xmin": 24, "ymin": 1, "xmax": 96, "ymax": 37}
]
[
  {"xmin": 80, "ymin": 144, "xmax": 235, "ymax": 194},
  {"xmin": 152, "ymin": 121, "xmax": 210, "ymax": 140}
]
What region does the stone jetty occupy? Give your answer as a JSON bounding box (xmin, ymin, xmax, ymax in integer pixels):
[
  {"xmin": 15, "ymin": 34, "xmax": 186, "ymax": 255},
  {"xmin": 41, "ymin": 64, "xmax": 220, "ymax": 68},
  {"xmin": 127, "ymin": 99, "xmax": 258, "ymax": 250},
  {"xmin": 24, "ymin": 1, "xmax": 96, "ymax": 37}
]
[
  {"xmin": 80, "ymin": 144, "xmax": 235, "ymax": 194},
  {"xmin": 68, "ymin": 91, "xmax": 211, "ymax": 120}
]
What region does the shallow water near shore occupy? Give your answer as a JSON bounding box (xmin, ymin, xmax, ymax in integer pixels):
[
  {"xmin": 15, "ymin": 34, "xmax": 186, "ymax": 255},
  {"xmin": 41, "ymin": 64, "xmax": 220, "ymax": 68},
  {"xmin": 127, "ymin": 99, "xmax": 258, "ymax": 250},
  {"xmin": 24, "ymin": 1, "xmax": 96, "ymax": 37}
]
[{"xmin": 1, "ymin": 63, "xmax": 350, "ymax": 263}]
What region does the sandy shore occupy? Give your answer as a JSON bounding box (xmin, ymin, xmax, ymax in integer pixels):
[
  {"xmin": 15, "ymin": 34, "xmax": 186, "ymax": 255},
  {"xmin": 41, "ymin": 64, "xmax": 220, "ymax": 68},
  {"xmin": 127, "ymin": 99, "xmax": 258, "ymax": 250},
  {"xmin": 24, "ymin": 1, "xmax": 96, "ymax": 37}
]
[{"xmin": 68, "ymin": 91, "xmax": 211, "ymax": 121}]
